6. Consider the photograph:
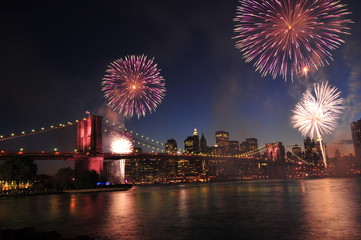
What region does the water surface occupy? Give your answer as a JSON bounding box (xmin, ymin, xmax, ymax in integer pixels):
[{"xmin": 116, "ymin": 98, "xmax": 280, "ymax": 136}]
[{"xmin": 1, "ymin": 178, "xmax": 361, "ymax": 240}]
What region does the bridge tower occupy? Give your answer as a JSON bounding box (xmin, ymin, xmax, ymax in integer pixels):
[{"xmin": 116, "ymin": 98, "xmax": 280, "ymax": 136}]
[
  {"xmin": 75, "ymin": 116, "xmax": 104, "ymax": 175},
  {"xmin": 265, "ymin": 142, "xmax": 286, "ymax": 179}
]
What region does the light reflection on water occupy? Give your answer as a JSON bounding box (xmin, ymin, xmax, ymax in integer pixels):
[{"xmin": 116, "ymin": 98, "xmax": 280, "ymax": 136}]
[
  {"xmin": 1, "ymin": 178, "xmax": 361, "ymax": 240},
  {"xmin": 302, "ymin": 178, "xmax": 361, "ymax": 239}
]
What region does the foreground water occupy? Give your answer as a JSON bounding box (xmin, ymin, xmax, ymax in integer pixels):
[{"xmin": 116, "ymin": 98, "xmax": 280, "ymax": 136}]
[{"xmin": 1, "ymin": 178, "xmax": 361, "ymax": 240}]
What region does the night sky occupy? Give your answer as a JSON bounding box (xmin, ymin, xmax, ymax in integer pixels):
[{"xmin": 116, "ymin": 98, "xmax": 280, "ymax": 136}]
[{"xmin": 1, "ymin": 0, "xmax": 361, "ymax": 173}]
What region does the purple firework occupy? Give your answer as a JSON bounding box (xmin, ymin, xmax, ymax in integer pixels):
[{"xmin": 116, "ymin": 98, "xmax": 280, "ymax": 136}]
[
  {"xmin": 234, "ymin": 0, "xmax": 352, "ymax": 81},
  {"xmin": 102, "ymin": 55, "xmax": 166, "ymax": 118}
]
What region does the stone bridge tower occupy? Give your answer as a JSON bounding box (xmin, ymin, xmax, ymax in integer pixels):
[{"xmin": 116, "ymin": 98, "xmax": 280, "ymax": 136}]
[
  {"xmin": 265, "ymin": 142, "xmax": 286, "ymax": 179},
  {"xmin": 75, "ymin": 116, "xmax": 104, "ymax": 175}
]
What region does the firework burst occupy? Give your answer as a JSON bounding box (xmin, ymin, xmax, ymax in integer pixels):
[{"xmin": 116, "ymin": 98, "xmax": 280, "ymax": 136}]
[
  {"xmin": 291, "ymin": 81, "xmax": 343, "ymax": 167},
  {"xmin": 102, "ymin": 55, "xmax": 166, "ymax": 118},
  {"xmin": 292, "ymin": 82, "xmax": 343, "ymax": 137},
  {"xmin": 110, "ymin": 132, "xmax": 134, "ymax": 154},
  {"xmin": 234, "ymin": 0, "xmax": 352, "ymax": 80}
]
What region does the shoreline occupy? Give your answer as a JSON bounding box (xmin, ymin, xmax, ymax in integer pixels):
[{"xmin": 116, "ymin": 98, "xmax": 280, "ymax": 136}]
[
  {"xmin": 0, "ymin": 184, "xmax": 133, "ymax": 198},
  {"xmin": 63, "ymin": 186, "xmax": 132, "ymax": 193}
]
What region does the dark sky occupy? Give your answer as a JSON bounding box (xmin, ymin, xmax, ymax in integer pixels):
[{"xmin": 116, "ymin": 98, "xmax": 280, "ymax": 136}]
[{"xmin": 1, "ymin": 0, "xmax": 361, "ymax": 173}]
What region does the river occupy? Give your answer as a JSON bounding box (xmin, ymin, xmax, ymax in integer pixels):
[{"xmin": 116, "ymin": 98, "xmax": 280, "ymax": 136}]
[{"xmin": 1, "ymin": 177, "xmax": 361, "ymax": 240}]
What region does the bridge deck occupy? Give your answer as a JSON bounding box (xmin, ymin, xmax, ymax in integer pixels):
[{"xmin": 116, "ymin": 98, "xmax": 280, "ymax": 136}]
[{"xmin": 0, "ymin": 152, "xmax": 307, "ymax": 167}]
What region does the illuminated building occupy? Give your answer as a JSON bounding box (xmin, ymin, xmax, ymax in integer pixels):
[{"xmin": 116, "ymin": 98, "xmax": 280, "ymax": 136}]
[
  {"xmin": 303, "ymin": 137, "xmax": 315, "ymax": 161},
  {"xmin": 132, "ymin": 158, "xmax": 166, "ymax": 183},
  {"xmin": 193, "ymin": 129, "xmax": 200, "ymax": 153},
  {"xmin": 292, "ymin": 145, "xmax": 302, "ymax": 158},
  {"xmin": 304, "ymin": 137, "xmax": 319, "ymax": 164},
  {"xmin": 184, "ymin": 129, "xmax": 200, "ymax": 154},
  {"xmin": 229, "ymin": 140, "xmax": 240, "ymax": 155},
  {"xmin": 246, "ymin": 138, "xmax": 259, "ymax": 157},
  {"xmin": 215, "ymin": 131, "xmax": 229, "ymax": 154},
  {"xmin": 239, "ymin": 141, "xmax": 247, "ymax": 154},
  {"xmin": 200, "ymin": 133, "xmax": 208, "ymax": 154},
  {"xmin": 184, "ymin": 136, "xmax": 195, "ymax": 153},
  {"xmin": 166, "ymin": 158, "xmax": 178, "ymax": 178},
  {"xmin": 239, "ymin": 138, "xmax": 259, "ymax": 156},
  {"xmin": 209, "ymin": 145, "xmax": 221, "ymax": 155},
  {"xmin": 303, "ymin": 137, "xmax": 323, "ymax": 165},
  {"xmin": 351, "ymin": 119, "xmax": 361, "ymax": 161},
  {"xmin": 165, "ymin": 139, "xmax": 177, "ymax": 154},
  {"xmin": 165, "ymin": 139, "xmax": 178, "ymax": 179}
]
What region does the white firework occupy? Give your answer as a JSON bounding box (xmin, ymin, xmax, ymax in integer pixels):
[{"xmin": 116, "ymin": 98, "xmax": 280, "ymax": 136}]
[
  {"xmin": 291, "ymin": 81, "xmax": 343, "ymax": 168},
  {"xmin": 292, "ymin": 82, "xmax": 343, "ymax": 138},
  {"xmin": 111, "ymin": 134, "xmax": 134, "ymax": 154}
]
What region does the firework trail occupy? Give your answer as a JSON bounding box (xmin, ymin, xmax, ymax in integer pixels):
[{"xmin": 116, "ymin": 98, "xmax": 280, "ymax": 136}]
[
  {"xmin": 102, "ymin": 55, "xmax": 166, "ymax": 118},
  {"xmin": 291, "ymin": 81, "xmax": 343, "ymax": 167},
  {"xmin": 234, "ymin": 0, "xmax": 352, "ymax": 81}
]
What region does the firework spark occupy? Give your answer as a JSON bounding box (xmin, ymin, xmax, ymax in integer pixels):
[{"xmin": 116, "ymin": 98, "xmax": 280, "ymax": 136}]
[
  {"xmin": 110, "ymin": 133, "xmax": 134, "ymax": 154},
  {"xmin": 102, "ymin": 55, "xmax": 166, "ymax": 118},
  {"xmin": 234, "ymin": 0, "xmax": 352, "ymax": 80},
  {"xmin": 291, "ymin": 81, "xmax": 343, "ymax": 167}
]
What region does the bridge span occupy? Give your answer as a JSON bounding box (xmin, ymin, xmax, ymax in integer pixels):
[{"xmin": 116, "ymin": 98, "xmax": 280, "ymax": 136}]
[
  {"xmin": 0, "ymin": 151, "xmax": 298, "ymax": 166},
  {"xmin": 0, "ymin": 115, "xmax": 313, "ymax": 180}
]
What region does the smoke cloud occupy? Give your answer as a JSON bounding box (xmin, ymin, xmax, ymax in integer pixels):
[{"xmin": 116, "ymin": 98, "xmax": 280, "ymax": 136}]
[
  {"xmin": 326, "ymin": 22, "xmax": 361, "ymax": 156},
  {"xmin": 97, "ymin": 105, "xmax": 125, "ymax": 128}
]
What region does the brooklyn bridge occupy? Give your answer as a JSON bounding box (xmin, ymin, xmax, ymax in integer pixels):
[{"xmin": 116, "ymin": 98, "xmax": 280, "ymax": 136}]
[{"xmin": 0, "ymin": 115, "xmax": 316, "ymax": 181}]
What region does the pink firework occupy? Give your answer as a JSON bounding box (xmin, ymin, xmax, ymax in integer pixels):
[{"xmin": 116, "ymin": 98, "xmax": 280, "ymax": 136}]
[
  {"xmin": 234, "ymin": 0, "xmax": 352, "ymax": 80},
  {"xmin": 102, "ymin": 55, "xmax": 166, "ymax": 118}
]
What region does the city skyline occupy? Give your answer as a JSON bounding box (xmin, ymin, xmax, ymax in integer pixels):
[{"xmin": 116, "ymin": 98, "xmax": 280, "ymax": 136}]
[
  {"xmin": 2, "ymin": 2, "xmax": 361, "ymax": 239},
  {"xmin": 1, "ymin": 0, "xmax": 361, "ymax": 164}
]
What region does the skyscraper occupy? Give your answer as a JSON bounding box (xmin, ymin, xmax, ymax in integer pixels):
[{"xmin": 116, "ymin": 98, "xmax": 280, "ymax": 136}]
[
  {"xmin": 351, "ymin": 119, "xmax": 361, "ymax": 161},
  {"xmin": 239, "ymin": 141, "xmax": 248, "ymax": 154},
  {"xmin": 215, "ymin": 131, "xmax": 229, "ymax": 154},
  {"xmin": 200, "ymin": 133, "xmax": 208, "ymax": 154},
  {"xmin": 165, "ymin": 139, "xmax": 177, "ymax": 154},
  {"xmin": 229, "ymin": 140, "xmax": 240, "ymax": 155},
  {"xmin": 165, "ymin": 139, "xmax": 178, "ymax": 178},
  {"xmin": 303, "ymin": 137, "xmax": 323, "ymax": 165},
  {"xmin": 193, "ymin": 129, "xmax": 200, "ymax": 153},
  {"xmin": 184, "ymin": 129, "xmax": 200, "ymax": 154},
  {"xmin": 304, "ymin": 137, "xmax": 315, "ymax": 162},
  {"xmin": 246, "ymin": 138, "xmax": 259, "ymax": 157},
  {"xmin": 184, "ymin": 136, "xmax": 195, "ymax": 153}
]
